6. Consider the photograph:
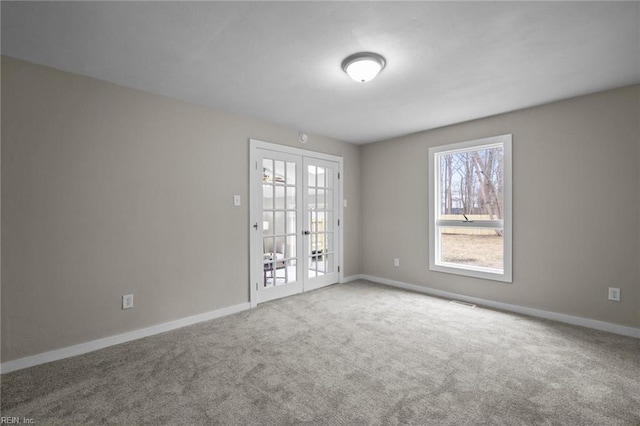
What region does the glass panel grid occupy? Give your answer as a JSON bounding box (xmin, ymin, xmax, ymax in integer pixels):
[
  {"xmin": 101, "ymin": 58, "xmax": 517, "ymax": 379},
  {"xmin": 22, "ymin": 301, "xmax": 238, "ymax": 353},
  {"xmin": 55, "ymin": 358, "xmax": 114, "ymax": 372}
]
[{"xmin": 263, "ymin": 157, "xmax": 299, "ymax": 287}]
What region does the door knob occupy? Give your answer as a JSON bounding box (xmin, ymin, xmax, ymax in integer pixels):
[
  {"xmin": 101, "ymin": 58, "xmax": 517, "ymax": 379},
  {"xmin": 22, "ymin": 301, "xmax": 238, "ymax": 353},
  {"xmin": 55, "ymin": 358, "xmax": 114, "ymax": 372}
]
[{"xmin": 303, "ymin": 230, "xmax": 311, "ymax": 235}]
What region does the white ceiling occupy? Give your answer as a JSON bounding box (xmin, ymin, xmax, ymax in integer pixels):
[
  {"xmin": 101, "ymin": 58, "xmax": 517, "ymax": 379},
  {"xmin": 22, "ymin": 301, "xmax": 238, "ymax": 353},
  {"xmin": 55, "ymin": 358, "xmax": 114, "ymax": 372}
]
[{"xmin": 2, "ymin": 1, "xmax": 639, "ymax": 144}]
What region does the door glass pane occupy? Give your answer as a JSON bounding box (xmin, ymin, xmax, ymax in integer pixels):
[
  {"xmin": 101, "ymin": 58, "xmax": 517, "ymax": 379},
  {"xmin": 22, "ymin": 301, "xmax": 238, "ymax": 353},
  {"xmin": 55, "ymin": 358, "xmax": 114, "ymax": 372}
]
[
  {"xmin": 308, "ymin": 250, "xmax": 317, "ymax": 278},
  {"xmin": 325, "ymin": 232, "xmax": 333, "ymax": 253},
  {"xmin": 317, "ymin": 167, "xmax": 326, "ymax": 188},
  {"xmin": 286, "ymin": 259, "xmax": 297, "ymax": 282},
  {"xmin": 287, "ymin": 236, "xmax": 296, "ymax": 259},
  {"xmin": 317, "ymin": 189, "xmax": 325, "ymax": 210},
  {"xmin": 324, "ymin": 211, "xmax": 332, "ymax": 230},
  {"xmin": 308, "ymin": 188, "xmax": 316, "ymax": 210},
  {"xmin": 308, "ymin": 166, "xmax": 316, "ymax": 187},
  {"xmin": 325, "ymin": 254, "xmax": 333, "ymax": 275},
  {"xmin": 263, "ymin": 212, "xmax": 273, "ymax": 235},
  {"xmin": 274, "ymin": 211, "xmax": 285, "ymax": 235},
  {"xmin": 286, "ymin": 162, "xmax": 296, "ymax": 185},
  {"xmin": 263, "ymin": 159, "xmax": 273, "ymax": 183},
  {"xmin": 286, "ymin": 187, "xmax": 296, "ymax": 209},
  {"xmin": 325, "ymin": 189, "xmax": 333, "ymax": 210},
  {"xmin": 326, "ymin": 169, "xmax": 333, "ymax": 190},
  {"xmin": 263, "ymin": 236, "xmax": 285, "ymax": 287},
  {"xmin": 275, "ymin": 161, "xmax": 285, "ymax": 183},
  {"xmin": 316, "ymin": 211, "xmax": 326, "ymax": 233},
  {"xmin": 310, "ymin": 211, "xmax": 316, "ymax": 232},
  {"xmin": 263, "ymin": 237, "xmax": 275, "ymax": 256},
  {"xmin": 275, "ymin": 236, "xmax": 286, "ymax": 255},
  {"xmin": 275, "ymin": 186, "xmax": 285, "ymax": 210},
  {"xmin": 286, "ymin": 211, "xmax": 296, "ymax": 234},
  {"xmin": 263, "ymin": 185, "xmax": 273, "ymax": 209}
]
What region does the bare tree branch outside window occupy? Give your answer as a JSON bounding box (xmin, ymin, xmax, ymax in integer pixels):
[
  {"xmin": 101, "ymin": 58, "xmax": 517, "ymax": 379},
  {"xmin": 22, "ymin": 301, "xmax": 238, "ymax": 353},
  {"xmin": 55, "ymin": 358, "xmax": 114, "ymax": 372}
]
[{"xmin": 439, "ymin": 147, "xmax": 504, "ymax": 235}]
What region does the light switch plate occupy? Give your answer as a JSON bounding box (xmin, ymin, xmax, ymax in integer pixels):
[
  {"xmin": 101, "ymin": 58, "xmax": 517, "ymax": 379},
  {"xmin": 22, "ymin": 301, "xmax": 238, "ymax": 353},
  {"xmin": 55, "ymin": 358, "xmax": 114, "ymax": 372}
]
[{"xmin": 233, "ymin": 195, "xmax": 241, "ymax": 206}]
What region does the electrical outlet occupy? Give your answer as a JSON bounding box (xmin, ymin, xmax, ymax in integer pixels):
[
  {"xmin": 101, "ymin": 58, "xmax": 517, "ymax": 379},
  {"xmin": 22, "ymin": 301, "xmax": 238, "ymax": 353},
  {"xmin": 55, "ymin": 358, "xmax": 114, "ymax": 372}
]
[
  {"xmin": 608, "ymin": 287, "xmax": 620, "ymax": 302},
  {"xmin": 394, "ymin": 258, "xmax": 400, "ymax": 267},
  {"xmin": 122, "ymin": 294, "xmax": 134, "ymax": 309}
]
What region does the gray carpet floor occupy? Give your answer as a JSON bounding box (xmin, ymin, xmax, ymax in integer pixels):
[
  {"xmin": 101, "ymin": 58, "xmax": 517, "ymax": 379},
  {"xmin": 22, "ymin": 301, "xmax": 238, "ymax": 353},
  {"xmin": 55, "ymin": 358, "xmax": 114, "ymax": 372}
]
[{"xmin": 1, "ymin": 280, "xmax": 639, "ymax": 425}]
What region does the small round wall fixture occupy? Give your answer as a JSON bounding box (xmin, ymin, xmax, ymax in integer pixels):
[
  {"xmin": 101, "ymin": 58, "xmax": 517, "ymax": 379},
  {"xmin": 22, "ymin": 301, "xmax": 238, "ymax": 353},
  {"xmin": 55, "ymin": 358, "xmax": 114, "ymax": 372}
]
[
  {"xmin": 298, "ymin": 132, "xmax": 308, "ymax": 144},
  {"xmin": 341, "ymin": 52, "xmax": 386, "ymax": 83}
]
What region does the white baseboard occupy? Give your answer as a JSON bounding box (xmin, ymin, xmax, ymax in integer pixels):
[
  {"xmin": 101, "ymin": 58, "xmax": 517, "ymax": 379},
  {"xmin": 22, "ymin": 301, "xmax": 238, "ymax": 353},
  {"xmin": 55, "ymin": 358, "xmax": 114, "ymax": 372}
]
[
  {"xmin": 4, "ymin": 277, "xmax": 637, "ymax": 374},
  {"xmin": 0, "ymin": 302, "xmax": 251, "ymax": 375},
  {"xmin": 354, "ymin": 274, "xmax": 640, "ymax": 339},
  {"xmin": 341, "ymin": 274, "xmax": 363, "ymax": 283}
]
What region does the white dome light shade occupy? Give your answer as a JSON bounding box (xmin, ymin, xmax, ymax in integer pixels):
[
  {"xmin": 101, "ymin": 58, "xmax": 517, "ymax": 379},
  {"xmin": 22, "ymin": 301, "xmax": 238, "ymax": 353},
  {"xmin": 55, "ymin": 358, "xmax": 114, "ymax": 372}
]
[{"xmin": 341, "ymin": 52, "xmax": 386, "ymax": 83}]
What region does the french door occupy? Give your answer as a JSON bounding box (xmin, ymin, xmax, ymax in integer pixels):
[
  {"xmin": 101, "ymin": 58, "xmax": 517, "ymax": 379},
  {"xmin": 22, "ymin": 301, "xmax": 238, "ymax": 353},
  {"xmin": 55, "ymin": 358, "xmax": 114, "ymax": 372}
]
[{"xmin": 249, "ymin": 140, "xmax": 342, "ymax": 306}]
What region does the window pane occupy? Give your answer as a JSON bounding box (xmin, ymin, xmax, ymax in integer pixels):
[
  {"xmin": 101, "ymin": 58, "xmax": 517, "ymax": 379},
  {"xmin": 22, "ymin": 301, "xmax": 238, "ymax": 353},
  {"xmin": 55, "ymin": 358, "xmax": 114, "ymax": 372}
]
[
  {"xmin": 438, "ymin": 146, "xmax": 504, "ymax": 220},
  {"xmin": 439, "ymin": 227, "xmax": 503, "ymax": 271}
]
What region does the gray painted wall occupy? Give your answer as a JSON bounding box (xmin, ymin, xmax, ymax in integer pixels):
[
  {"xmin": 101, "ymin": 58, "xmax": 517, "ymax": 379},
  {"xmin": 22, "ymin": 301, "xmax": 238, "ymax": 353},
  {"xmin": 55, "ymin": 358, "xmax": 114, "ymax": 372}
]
[
  {"xmin": 1, "ymin": 56, "xmax": 638, "ymax": 363},
  {"xmin": 361, "ymin": 85, "xmax": 640, "ymax": 329},
  {"xmin": 1, "ymin": 57, "xmax": 361, "ymax": 362}
]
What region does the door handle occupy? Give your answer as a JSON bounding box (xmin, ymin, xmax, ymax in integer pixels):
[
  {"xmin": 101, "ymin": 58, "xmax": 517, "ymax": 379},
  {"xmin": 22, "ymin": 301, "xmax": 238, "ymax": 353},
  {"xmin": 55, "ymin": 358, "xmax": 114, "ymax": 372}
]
[{"xmin": 303, "ymin": 230, "xmax": 311, "ymax": 235}]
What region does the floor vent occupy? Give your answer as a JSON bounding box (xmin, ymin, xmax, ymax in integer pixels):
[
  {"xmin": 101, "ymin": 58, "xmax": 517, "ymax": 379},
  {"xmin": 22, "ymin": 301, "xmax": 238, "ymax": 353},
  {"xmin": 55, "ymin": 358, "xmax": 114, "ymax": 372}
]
[{"xmin": 449, "ymin": 300, "xmax": 477, "ymax": 308}]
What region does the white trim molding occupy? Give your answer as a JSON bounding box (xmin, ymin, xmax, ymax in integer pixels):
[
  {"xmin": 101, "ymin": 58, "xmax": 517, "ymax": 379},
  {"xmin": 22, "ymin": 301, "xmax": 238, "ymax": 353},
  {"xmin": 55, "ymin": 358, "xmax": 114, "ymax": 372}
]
[
  {"xmin": 341, "ymin": 275, "xmax": 363, "ymax": 284},
  {"xmin": 0, "ymin": 303, "xmax": 250, "ymax": 374},
  {"xmin": 355, "ymin": 275, "xmax": 640, "ymax": 339},
  {"xmin": 429, "ymin": 134, "xmax": 513, "ymax": 283}
]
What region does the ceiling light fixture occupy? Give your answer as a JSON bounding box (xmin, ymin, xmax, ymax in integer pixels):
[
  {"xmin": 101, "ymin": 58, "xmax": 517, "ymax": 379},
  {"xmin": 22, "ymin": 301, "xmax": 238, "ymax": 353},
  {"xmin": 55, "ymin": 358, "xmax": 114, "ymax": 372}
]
[{"xmin": 341, "ymin": 52, "xmax": 386, "ymax": 83}]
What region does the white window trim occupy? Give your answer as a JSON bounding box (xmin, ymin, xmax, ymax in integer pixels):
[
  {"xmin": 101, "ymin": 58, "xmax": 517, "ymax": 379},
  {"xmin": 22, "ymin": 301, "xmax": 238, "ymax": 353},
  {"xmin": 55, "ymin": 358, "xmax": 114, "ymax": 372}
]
[{"xmin": 428, "ymin": 134, "xmax": 513, "ymax": 283}]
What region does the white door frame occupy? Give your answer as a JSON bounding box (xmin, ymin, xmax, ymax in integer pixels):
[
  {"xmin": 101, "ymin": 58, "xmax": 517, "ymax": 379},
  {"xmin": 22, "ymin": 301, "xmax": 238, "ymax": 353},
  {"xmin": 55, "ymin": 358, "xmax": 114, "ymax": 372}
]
[{"xmin": 249, "ymin": 139, "xmax": 344, "ymax": 308}]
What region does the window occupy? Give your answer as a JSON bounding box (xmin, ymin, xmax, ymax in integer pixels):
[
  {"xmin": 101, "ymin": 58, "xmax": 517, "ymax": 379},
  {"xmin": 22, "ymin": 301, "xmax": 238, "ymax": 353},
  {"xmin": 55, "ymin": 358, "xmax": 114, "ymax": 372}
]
[{"xmin": 429, "ymin": 134, "xmax": 512, "ymax": 282}]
